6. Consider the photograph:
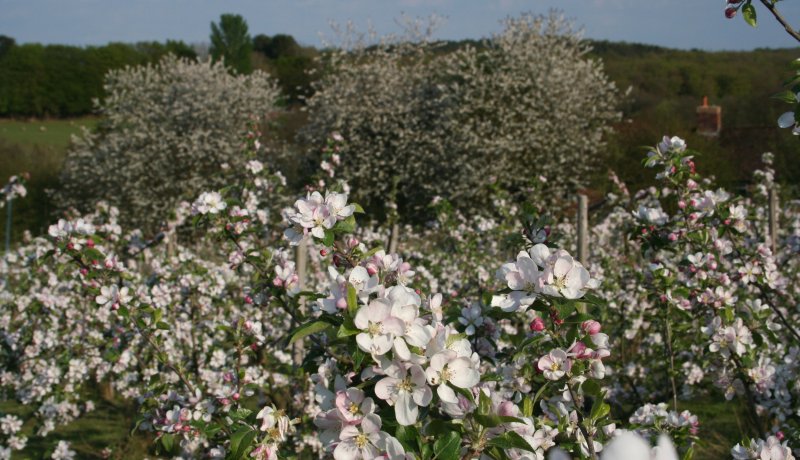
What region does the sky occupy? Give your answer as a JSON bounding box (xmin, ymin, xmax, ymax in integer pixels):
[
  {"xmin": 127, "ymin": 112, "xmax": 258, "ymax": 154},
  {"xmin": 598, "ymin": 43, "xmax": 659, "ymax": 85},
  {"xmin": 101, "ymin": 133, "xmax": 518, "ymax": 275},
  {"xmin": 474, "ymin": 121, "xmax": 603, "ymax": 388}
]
[{"xmin": 2, "ymin": 0, "xmax": 800, "ymax": 51}]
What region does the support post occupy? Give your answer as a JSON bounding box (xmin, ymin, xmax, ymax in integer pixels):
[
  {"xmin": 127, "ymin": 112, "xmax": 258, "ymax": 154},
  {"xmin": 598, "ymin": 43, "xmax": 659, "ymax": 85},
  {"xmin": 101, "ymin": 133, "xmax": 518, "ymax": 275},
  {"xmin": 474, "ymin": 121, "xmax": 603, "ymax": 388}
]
[
  {"xmin": 768, "ymin": 188, "xmax": 778, "ymax": 255},
  {"xmin": 293, "ymin": 239, "xmax": 308, "ymax": 365},
  {"xmin": 5, "ymin": 197, "xmax": 12, "ymax": 254},
  {"xmin": 577, "ymin": 194, "xmax": 589, "ymax": 265},
  {"xmin": 389, "ymin": 222, "xmax": 400, "ymax": 254}
]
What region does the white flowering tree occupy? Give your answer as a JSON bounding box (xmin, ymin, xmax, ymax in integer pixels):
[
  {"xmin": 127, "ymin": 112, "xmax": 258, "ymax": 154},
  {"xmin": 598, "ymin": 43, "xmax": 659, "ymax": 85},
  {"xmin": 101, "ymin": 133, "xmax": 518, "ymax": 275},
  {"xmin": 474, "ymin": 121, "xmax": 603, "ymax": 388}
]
[
  {"xmin": 302, "ymin": 12, "xmax": 619, "ymax": 220},
  {"xmin": 56, "ymin": 54, "xmax": 282, "ymax": 229}
]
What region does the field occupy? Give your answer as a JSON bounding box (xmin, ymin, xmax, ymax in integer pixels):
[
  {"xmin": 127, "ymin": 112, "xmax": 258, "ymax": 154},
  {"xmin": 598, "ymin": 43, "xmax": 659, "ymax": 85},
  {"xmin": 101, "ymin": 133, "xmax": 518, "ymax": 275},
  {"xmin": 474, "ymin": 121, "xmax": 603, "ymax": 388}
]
[{"xmin": 0, "ymin": 118, "xmax": 96, "ymax": 242}]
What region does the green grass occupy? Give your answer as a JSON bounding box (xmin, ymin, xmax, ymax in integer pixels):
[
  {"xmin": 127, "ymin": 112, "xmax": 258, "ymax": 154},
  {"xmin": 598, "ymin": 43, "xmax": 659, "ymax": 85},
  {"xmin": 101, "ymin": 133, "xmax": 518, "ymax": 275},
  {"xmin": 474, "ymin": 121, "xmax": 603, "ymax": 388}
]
[
  {"xmin": 0, "ymin": 118, "xmax": 97, "ymax": 149},
  {"xmin": 681, "ymin": 397, "xmax": 751, "ymax": 459},
  {"xmin": 0, "ymin": 117, "xmax": 97, "ymax": 242},
  {"xmin": 0, "ymin": 390, "xmax": 156, "ymax": 459}
]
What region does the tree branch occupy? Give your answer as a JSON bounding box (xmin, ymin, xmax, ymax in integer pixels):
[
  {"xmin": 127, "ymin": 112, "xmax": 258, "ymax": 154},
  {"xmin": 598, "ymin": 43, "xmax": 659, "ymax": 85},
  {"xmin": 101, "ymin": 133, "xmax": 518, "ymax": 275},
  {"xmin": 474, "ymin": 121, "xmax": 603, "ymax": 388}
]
[{"xmin": 759, "ymin": 0, "xmax": 800, "ymax": 43}]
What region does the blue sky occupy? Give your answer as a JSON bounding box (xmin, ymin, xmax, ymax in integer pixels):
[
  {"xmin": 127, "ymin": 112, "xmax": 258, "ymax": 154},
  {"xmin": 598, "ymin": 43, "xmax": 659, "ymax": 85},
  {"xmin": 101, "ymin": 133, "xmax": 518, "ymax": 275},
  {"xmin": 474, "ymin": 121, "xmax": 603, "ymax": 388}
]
[{"xmin": 2, "ymin": 0, "xmax": 800, "ymax": 50}]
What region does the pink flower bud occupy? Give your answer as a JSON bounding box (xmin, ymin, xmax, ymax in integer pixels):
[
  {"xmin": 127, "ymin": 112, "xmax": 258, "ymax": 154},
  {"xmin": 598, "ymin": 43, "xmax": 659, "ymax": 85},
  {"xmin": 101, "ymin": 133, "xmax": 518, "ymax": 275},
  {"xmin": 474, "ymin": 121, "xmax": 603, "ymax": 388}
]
[
  {"xmin": 232, "ymin": 393, "xmax": 240, "ymax": 401},
  {"xmin": 668, "ymin": 233, "xmax": 678, "ymax": 242},
  {"xmin": 530, "ymin": 317, "xmax": 545, "ymax": 332},
  {"xmin": 582, "ymin": 320, "xmax": 602, "ymax": 335},
  {"xmin": 347, "ymin": 237, "xmax": 359, "ymax": 249},
  {"xmin": 320, "ymin": 249, "xmax": 328, "ymax": 257},
  {"xmin": 687, "ymin": 179, "xmax": 698, "ymax": 190},
  {"xmin": 336, "ymin": 297, "xmax": 348, "ymax": 310},
  {"xmin": 244, "ymin": 295, "xmax": 253, "ymax": 304},
  {"xmin": 777, "ymin": 431, "xmax": 785, "ymax": 440},
  {"xmin": 273, "ymin": 277, "xmax": 283, "ymax": 287},
  {"xmin": 571, "ymin": 341, "xmax": 588, "ymax": 358},
  {"xmin": 366, "ymin": 263, "xmax": 378, "ymax": 276},
  {"xmin": 678, "ymin": 200, "xmax": 686, "ymax": 209},
  {"xmin": 497, "ymin": 400, "xmax": 518, "ymax": 417}
]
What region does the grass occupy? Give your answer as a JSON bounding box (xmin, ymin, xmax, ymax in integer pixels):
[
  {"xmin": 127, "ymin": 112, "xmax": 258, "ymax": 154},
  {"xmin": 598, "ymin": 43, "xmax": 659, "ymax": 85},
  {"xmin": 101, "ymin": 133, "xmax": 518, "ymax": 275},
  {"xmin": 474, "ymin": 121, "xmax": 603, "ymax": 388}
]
[
  {"xmin": 0, "ymin": 118, "xmax": 97, "ymax": 149},
  {"xmin": 681, "ymin": 396, "xmax": 752, "ymax": 459},
  {"xmin": 0, "ymin": 389, "xmax": 156, "ymax": 459},
  {"xmin": 0, "ymin": 117, "xmax": 97, "ymax": 243}
]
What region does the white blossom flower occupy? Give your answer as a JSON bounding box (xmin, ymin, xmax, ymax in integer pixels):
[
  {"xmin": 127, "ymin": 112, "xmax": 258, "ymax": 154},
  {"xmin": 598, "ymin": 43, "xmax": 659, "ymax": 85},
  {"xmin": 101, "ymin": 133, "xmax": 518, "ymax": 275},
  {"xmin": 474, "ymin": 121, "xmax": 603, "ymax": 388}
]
[{"xmin": 374, "ymin": 363, "xmax": 432, "ymax": 425}]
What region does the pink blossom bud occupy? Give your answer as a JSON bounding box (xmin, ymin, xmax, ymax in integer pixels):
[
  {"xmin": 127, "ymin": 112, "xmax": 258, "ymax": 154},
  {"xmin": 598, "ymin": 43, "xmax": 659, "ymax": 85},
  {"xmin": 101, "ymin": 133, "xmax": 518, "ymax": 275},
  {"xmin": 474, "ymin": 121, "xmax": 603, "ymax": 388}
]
[
  {"xmin": 244, "ymin": 321, "xmax": 253, "ymax": 331},
  {"xmin": 582, "ymin": 320, "xmax": 602, "ymax": 335},
  {"xmin": 67, "ymin": 242, "xmax": 74, "ymax": 251},
  {"xmin": 687, "ymin": 179, "xmax": 698, "ymax": 190},
  {"xmin": 80, "ymin": 268, "xmax": 88, "ymax": 276},
  {"xmin": 571, "ymin": 341, "xmax": 588, "ymax": 358},
  {"xmin": 244, "ymin": 295, "xmax": 253, "ymax": 304},
  {"xmin": 689, "ymin": 199, "xmax": 698, "ymax": 207},
  {"xmin": 223, "ymin": 372, "xmax": 233, "ymax": 382},
  {"xmin": 347, "ymin": 237, "xmax": 359, "ymax": 249},
  {"xmin": 221, "ymin": 398, "xmax": 230, "ymax": 406},
  {"xmin": 777, "ymin": 431, "xmax": 785, "ymax": 440},
  {"xmin": 250, "ymin": 343, "xmax": 259, "ymax": 351},
  {"xmin": 497, "ymin": 400, "xmax": 518, "ymax": 417},
  {"xmin": 87, "ymin": 239, "xmax": 95, "ymax": 248},
  {"xmin": 320, "ymin": 249, "xmax": 328, "ymax": 257},
  {"xmin": 668, "ymin": 233, "xmax": 678, "ymax": 242},
  {"xmin": 678, "ymin": 200, "xmax": 687, "ymax": 209},
  {"xmin": 336, "ymin": 297, "xmax": 348, "ymax": 310},
  {"xmin": 689, "ymin": 213, "xmax": 699, "ymax": 221},
  {"xmin": 724, "ymin": 219, "xmax": 731, "ymax": 225},
  {"xmin": 366, "ymin": 263, "xmax": 378, "ymax": 276},
  {"xmin": 273, "ymin": 277, "xmax": 283, "ymax": 287},
  {"xmin": 530, "ymin": 317, "xmax": 545, "ymax": 332},
  {"xmin": 232, "ymin": 393, "xmax": 240, "ymax": 401}
]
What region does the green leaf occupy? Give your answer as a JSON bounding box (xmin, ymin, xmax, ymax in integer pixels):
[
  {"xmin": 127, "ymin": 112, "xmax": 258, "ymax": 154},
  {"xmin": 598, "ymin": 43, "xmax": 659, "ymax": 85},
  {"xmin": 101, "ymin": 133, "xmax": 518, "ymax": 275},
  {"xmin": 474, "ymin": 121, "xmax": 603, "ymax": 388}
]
[
  {"xmin": 582, "ymin": 379, "xmax": 602, "ymax": 397},
  {"xmin": 449, "ymin": 383, "xmax": 475, "ymax": 404},
  {"xmin": 590, "ymin": 400, "xmax": 611, "ymax": 422},
  {"xmin": 160, "ymin": 433, "xmax": 175, "ymax": 454},
  {"xmin": 742, "ymin": 3, "xmax": 757, "ymax": 27},
  {"xmin": 473, "ymin": 413, "xmax": 525, "ymax": 428},
  {"xmin": 347, "ymin": 282, "xmax": 358, "ymax": 316},
  {"xmin": 353, "ymin": 203, "xmax": 366, "ymax": 213},
  {"xmin": 229, "ymin": 426, "xmax": 257, "ymax": 460},
  {"xmin": 156, "ymin": 321, "xmax": 170, "ymax": 330},
  {"xmin": 395, "ymin": 425, "xmax": 420, "ymax": 452},
  {"xmin": 289, "ymin": 321, "xmax": 331, "ymax": 344},
  {"xmin": 486, "ymin": 431, "xmax": 536, "ymax": 452},
  {"xmin": 433, "ymin": 431, "xmax": 461, "ymax": 460},
  {"xmin": 522, "ymin": 396, "xmax": 533, "ymax": 417},
  {"xmin": 322, "ymin": 229, "xmax": 335, "ymax": 247},
  {"xmin": 478, "ymin": 389, "xmax": 493, "ymax": 415},
  {"xmin": 334, "ymin": 215, "xmax": 357, "ymax": 234},
  {"xmin": 353, "ymin": 348, "xmax": 366, "ymax": 369},
  {"xmin": 481, "ymin": 373, "xmax": 504, "ymax": 382},
  {"xmin": 773, "ymin": 89, "xmax": 798, "ymax": 103}
]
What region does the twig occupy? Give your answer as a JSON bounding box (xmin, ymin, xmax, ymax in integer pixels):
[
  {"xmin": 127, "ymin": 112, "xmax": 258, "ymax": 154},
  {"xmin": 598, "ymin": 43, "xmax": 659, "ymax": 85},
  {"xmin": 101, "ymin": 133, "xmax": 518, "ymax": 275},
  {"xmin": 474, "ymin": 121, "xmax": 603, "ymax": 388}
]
[
  {"xmin": 759, "ymin": 0, "xmax": 800, "ymax": 43},
  {"xmin": 567, "ymin": 385, "xmax": 597, "ymax": 460}
]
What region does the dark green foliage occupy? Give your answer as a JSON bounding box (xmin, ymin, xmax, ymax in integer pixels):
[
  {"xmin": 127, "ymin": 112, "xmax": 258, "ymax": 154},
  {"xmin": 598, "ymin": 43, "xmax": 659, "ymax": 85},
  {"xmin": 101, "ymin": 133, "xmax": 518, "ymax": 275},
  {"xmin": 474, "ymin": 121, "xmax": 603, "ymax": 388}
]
[
  {"xmin": 253, "ymin": 33, "xmax": 301, "ymax": 59},
  {"xmin": 0, "ymin": 40, "xmax": 197, "ymax": 117},
  {"xmin": 252, "ymin": 33, "xmax": 319, "ymax": 103},
  {"xmin": 210, "ymin": 13, "xmax": 253, "ymax": 74},
  {"xmin": 587, "ymin": 41, "xmax": 800, "ymax": 195},
  {"xmin": 0, "ymin": 34, "xmax": 15, "ymax": 58}
]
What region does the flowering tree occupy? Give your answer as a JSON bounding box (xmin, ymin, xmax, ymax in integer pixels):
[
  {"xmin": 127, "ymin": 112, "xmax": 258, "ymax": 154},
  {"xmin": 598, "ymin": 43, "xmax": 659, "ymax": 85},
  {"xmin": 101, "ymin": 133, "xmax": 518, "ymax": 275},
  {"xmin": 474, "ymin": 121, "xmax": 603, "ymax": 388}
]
[
  {"xmin": 302, "ymin": 12, "xmax": 619, "ymax": 220},
  {"xmin": 56, "ymin": 54, "xmax": 282, "ymax": 230}
]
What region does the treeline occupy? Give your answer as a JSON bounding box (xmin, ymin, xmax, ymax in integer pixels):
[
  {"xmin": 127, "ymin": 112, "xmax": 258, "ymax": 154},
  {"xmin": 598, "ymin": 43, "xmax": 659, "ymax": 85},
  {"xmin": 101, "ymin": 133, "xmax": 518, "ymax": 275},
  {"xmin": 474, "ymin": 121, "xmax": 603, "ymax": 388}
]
[
  {"xmin": 0, "ymin": 32, "xmax": 317, "ymax": 117},
  {"xmin": 589, "ymin": 41, "xmax": 800, "ymax": 193},
  {"xmin": 0, "ymin": 37, "xmax": 197, "ymax": 117}
]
